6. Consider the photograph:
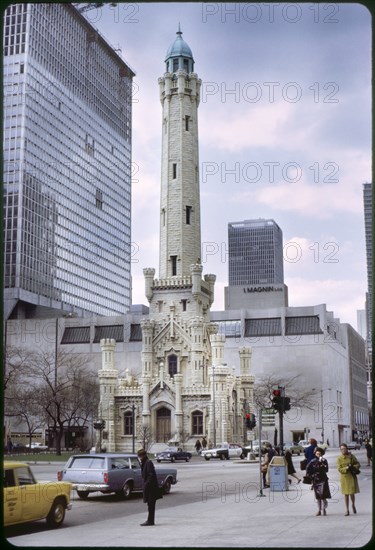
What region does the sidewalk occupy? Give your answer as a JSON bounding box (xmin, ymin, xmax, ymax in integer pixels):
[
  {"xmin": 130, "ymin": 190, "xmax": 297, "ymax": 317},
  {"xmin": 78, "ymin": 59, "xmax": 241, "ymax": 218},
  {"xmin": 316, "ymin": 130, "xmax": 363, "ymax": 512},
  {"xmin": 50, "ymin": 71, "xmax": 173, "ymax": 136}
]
[{"xmin": 7, "ymin": 462, "xmax": 373, "ymax": 548}]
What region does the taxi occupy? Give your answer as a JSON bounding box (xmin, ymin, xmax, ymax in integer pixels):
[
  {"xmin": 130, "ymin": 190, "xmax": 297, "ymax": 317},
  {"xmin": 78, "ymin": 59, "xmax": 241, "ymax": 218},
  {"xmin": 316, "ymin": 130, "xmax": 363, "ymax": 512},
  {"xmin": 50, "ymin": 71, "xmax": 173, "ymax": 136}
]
[{"xmin": 3, "ymin": 461, "xmax": 72, "ymax": 528}]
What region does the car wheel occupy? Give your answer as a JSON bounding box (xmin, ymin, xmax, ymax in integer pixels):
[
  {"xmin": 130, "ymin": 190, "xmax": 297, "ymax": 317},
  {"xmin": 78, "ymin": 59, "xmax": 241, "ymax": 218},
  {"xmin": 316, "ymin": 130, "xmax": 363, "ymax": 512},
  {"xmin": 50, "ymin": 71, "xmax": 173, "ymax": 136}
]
[
  {"xmin": 204, "ymin": 456, "xmax": 210, "ymax": 461},
  {"xmin": 220, "ymin": 454, "xmax": 225, "ymax": 460},
  {"xmin": 77, "ymin": 490, "xmax": 89, "ymax": 499},
  {"xmin": 240, "ymin": 452, "xmax": 245, "ymax": 460},
  {"xmin": 171, "ymin": 456, "xmax": 175, "ymax": 463},
  {"xmin": 186, "ymin": 457, "xmax": 190, "ymax": 462},
  {"xmin": 46, "ymin": 497, "xmax": 66, "ymax": 528},
  {"xmin": 120, "ymin": 482, "xmax": 132, "ymax": 499},
  {"xmin": 163, "ymin": 478, "xmax": 172, "ymax": 494},
  {"xmin": 157, "ymin": 459, "xmax": 161, "ymax": 463}
]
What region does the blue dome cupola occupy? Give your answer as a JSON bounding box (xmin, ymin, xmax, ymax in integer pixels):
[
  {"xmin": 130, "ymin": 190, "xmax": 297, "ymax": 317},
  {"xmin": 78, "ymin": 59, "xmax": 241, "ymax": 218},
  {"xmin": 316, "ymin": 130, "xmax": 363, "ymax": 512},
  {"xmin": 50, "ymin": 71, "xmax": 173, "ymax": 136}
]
[{"xmin": 165, "ymin": 24, "xmax": 194, "ymax": 74}]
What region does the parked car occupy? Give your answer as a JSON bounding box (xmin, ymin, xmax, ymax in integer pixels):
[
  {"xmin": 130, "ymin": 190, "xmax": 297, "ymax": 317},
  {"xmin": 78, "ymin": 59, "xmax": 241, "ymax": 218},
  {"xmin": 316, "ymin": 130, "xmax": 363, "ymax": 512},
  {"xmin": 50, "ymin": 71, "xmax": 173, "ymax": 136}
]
[
  {"xmin": 346, "ymin": 441, "xmax": 361, "ymax": 450},
  {"xmin": 57, "ymin": 453, "xmax": 177, "ymax": 499},
  {"xmin": 4, "ymin": 461, "xmax": 72, "ymax": 528},
  {"xmin": 201, "ymin": 443, "xmax": 245, "ymax": 460},
  {"xmin": 25, "ymin": 442, "xmax": 48, "ymax": 451},
  {"xmin": 156, "ymin": 447, "xmax": 192, "ymax": 463},
  {"xmin": 283, "ymin": 442, "xmax": 304, "ymax": 455},
  {"xmin": 243, "ymin": 440, "xmax": 273, "ymax": 457}
]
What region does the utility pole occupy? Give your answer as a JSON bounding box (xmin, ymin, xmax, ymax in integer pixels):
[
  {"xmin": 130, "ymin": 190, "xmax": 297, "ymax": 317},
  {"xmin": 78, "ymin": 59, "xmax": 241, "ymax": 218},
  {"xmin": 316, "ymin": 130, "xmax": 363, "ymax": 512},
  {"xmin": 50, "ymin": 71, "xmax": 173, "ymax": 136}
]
[{"xmin": 279, "ymin": 386, "xmax": 285, "ymax": 455}]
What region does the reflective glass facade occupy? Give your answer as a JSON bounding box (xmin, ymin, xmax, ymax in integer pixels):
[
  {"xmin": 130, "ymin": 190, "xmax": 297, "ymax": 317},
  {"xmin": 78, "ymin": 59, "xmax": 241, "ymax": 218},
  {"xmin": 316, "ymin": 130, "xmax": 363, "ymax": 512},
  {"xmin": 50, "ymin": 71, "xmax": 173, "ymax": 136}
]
[
  {"xmin": 363, "ymin": 183, "xmax": 372, "ymax": 350},
  {"xmin": 3, "ymin": 3, "xmax": 134, "ymax": 318},
  {"xmin": 228, "ymin": 219, "xmax": 284, "ymax": 286}
]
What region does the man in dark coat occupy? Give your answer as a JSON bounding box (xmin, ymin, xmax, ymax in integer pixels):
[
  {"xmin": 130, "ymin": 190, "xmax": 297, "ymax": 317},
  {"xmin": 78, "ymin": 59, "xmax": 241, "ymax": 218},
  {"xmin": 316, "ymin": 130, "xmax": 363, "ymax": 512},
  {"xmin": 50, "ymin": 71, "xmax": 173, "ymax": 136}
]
[{"xmin": 137, "ymin": 449, "xmax": 162, "ymax": 526}]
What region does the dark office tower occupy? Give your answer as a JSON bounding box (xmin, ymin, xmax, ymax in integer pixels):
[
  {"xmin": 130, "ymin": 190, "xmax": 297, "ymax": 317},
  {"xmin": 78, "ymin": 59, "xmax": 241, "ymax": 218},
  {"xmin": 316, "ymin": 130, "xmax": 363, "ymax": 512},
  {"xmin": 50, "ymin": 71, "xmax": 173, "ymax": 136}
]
[
  {"xmin": 3, "ymin": 3, "xmax": 135, "ymax": 319},
  {"xmin": 363, "ymin": 183, "xmax": 372, "ymax": 355},
  {"xmin": 225, "ymin": 219, "xmax": 288, "ymax": 310}
]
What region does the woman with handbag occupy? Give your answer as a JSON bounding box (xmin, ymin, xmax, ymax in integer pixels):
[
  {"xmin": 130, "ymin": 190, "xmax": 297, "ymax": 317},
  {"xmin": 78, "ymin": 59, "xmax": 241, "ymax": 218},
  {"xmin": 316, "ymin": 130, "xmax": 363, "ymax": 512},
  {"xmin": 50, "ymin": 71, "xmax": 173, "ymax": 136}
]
[
  {"xmin": 337, "ymin": 443, "xmax": 360, "ymax": 516},
  {"xmin": 306, "ymin": 447, "xmax": 331, "ymax": 516}
]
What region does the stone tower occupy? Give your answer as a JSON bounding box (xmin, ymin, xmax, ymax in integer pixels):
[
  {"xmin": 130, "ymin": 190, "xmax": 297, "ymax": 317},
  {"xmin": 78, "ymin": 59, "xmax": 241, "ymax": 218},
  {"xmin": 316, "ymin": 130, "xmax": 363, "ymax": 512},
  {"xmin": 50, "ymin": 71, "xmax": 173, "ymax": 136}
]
[{"xmin": 141, "ymin": 27, "xmax": 217, "ymax": 442}]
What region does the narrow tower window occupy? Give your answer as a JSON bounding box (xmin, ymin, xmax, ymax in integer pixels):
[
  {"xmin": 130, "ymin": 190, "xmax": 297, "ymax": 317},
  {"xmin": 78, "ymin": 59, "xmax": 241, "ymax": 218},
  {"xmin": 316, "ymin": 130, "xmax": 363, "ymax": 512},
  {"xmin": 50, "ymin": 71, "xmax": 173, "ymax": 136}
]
[
  {"xmin": 171, "ymin": 255, "xmax": 177, "ymax": 276},
  {"xmin": 185, "ymin": 115, "xmax": 190, "ymax": 131},
  {"xmin": 181, "ymin": 299, "xmax": 187, "ymax": 312},
  {"xmin": 186, "ymin": 206, "xmax": 192, "ymax": 225},
  {"xmin": 168, "ymin": 354, "xmax": 178, "ymax": 377},
  {"xmin": 172, "ymin": 163, "xmax": 177, "ymax": 179}
]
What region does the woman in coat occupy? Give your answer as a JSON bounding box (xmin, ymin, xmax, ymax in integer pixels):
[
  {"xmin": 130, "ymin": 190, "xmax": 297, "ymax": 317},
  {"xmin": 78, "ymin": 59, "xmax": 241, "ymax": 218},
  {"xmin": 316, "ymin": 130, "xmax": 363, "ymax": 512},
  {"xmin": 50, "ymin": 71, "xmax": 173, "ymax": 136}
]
[
  {"xmin": 337, "ymin": 443, "xmax": 360, "ymax": 516},
  {"xmin": 285, "ymin": 449, "xmax": 301, "ymax": 484},
  {"xmin": 137, "ymin": 449, "xmax": 162, "ymax": 526},
  {"xmin": 306, "ymin": 447, "xmax": 331, "ymax": 516}
]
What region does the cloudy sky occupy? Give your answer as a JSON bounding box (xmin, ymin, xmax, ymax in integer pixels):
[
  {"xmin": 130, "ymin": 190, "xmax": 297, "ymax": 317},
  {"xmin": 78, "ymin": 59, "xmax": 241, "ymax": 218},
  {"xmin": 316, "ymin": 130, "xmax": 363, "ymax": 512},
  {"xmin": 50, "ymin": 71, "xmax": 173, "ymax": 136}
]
[{"xmin": 81, "ymin": 2, "xmax": 371, "ymax": 329}]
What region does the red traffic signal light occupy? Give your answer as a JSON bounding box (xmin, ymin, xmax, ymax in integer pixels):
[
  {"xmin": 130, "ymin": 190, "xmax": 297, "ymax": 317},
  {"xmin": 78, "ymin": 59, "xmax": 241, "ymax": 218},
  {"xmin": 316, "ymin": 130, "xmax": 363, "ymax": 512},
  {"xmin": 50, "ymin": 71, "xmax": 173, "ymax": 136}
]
[{"xmin": 272, "ymin": 389, "xmax": 282, "ymax": 411}]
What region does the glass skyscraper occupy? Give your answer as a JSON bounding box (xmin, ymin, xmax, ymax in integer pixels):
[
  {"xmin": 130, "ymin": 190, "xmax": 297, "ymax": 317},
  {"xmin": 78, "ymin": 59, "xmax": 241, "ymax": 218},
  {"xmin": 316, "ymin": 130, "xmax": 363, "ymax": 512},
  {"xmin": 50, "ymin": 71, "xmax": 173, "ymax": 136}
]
[
  {"xmin": 363, "ymin": 183, "xmax": 372, "ymax": 353},
  {"xmin": 228, "ymin": 219, "xmax": 284, "ymax": 286},
  {"xmin": 3, "ymin": 3, "xmax": 134, "ymax": 319}
]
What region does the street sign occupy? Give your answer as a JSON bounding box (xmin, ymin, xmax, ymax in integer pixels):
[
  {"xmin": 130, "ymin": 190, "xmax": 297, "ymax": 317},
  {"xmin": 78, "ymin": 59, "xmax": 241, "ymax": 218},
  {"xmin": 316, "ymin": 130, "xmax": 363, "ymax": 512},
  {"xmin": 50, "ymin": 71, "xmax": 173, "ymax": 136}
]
[
  {"xmin": 247, "ymin": 431, "xmax": 255, "ymax": 440},
  {"xmin": 262, "ymin": 408, "xmax": 276, "ymax": 427}
]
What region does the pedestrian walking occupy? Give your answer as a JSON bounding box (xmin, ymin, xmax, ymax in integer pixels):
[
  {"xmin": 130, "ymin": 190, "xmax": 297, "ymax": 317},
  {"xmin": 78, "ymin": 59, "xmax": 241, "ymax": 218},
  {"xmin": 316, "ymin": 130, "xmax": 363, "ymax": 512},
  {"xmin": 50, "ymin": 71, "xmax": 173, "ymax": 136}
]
[
  {"xmin": 306, "ymin": 447, "xmax": 331, "ymax": 516},
  {"xmin": 263, "ymin": 443, "xmax": 276, "ymax": 488},
  {"xmin": 201, "ymin": 437, "xmax": 207, "ymax": 451},
  {"xmin": 194, "ymin": 439, "xmax": 202, "ymax": 455},
  {"xmin": 304, "ymin": 438, "xmax": 317, "ymax": 463},
  {"xmin": 137, "ymin": 449, "xmax": 162, "ymax": 526},
  {"xmin": 364, "ymin": 439, "xmax": 372, "ymax": 466},
  {"xmin": 260, "ymin": 448, "xmax": 269, "ymax": 488},
  {"xmin": 337, "ymin": 443, "xmax": 360, "ymax": 516},
  {"xmin": 285, "ymin": 449, "xmax": 301, "ymax": 484}
]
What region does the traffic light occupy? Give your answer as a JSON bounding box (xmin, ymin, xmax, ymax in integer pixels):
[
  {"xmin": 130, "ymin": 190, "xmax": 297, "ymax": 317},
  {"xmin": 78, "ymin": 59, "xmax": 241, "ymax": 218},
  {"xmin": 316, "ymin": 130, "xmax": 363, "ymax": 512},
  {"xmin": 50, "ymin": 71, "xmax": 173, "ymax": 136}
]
[
  {"xmin": 250, "ymin": 413, "xmax": 256, "ymax": 429},
  {"xmin": 283, "ymin": 397, "xmax": 291, "ymax": 411},
  {"xmin": 272, "ymin": 389, "xmax": 283, "ymax": 411},
  {"xmin": 245, "ymin": 413, "xmax": 251, "ymax": 429}
]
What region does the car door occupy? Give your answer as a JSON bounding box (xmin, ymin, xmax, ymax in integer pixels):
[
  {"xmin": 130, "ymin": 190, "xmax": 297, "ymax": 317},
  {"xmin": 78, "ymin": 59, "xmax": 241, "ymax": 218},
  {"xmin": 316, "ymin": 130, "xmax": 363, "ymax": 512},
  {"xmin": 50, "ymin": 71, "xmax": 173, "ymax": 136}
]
[
  {"xmin": 130, "ymin": 457, "xmax": 143, "ymax": 491},
  {"xmin": 15, "ymin": 466, "xmax": 44, "ymax": 522},
  {"xmin": 3, "ymin": 467, "xmax": 22, "ymax": 525}
]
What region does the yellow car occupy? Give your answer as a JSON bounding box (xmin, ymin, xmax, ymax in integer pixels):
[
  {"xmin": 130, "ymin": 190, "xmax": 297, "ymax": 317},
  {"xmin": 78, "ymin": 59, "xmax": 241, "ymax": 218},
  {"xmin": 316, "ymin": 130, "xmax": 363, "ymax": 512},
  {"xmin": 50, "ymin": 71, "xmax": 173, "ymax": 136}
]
[{"xmin": 3, "ymin": 461, "xmax": 72, "ymax": 528}]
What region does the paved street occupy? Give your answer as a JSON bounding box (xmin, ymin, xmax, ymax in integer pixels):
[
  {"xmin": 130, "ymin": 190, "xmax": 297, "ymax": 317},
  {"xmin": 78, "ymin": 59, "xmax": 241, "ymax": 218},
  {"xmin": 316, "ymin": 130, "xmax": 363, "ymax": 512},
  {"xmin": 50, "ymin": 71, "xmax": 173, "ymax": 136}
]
[{"xmin": 4, "ymin": 449, "xmax": 373, "ymax": 548}]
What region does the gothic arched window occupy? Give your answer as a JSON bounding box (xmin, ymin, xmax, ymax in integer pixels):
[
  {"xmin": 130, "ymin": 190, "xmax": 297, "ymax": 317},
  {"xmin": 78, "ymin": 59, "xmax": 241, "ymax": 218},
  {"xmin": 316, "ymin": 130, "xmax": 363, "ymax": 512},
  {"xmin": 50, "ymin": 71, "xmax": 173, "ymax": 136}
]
[
  {"xmin": 192, "ymin": 410, "xmax": 203, "ymax": 435},
  {"xmin": 168, "ymin": 354, "xmax": 178, "ymax": 377}
]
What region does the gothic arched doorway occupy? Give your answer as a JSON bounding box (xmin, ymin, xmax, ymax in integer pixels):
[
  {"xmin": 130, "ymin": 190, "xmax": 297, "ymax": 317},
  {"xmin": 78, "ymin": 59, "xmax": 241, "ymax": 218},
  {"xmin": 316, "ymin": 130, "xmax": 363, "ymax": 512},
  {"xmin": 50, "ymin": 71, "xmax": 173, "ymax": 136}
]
[{"xmin": 156, "ymin": 407, "xmax": 171, "ymax": 442}]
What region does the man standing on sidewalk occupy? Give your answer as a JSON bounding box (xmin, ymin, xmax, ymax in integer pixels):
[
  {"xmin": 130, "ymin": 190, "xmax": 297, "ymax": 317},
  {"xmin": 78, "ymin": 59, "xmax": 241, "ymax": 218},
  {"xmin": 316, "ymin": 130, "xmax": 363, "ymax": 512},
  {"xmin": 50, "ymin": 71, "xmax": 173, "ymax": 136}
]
[{"xmin": 138, "ymin": 449, "xmax": 162, "ymax": 526}]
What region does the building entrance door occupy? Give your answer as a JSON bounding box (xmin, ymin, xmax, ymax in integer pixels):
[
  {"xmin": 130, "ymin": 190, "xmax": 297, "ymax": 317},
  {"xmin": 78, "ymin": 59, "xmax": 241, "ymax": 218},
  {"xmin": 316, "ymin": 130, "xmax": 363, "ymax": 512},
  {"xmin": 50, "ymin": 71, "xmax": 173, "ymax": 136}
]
[{"xmin": 156, "ymin": 407, "xmax": 171, "ymax": 442}]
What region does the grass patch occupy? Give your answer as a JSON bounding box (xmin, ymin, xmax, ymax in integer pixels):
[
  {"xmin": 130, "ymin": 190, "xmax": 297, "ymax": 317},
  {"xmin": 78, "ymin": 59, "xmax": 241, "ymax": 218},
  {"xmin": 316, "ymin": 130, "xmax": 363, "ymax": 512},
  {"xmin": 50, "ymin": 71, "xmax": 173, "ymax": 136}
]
[{"xmin": 4, "ymin": 452, "xmax": 73, "ymax": 462}]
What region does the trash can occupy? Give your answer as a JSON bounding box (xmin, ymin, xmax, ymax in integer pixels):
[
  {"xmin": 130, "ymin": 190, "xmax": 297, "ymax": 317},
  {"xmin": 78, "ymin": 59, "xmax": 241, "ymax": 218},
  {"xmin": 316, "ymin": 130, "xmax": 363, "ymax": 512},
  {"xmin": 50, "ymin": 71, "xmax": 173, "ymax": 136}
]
[{"xmin": 269, "ymin": 456, "xmax": 288, "ymax": 491}]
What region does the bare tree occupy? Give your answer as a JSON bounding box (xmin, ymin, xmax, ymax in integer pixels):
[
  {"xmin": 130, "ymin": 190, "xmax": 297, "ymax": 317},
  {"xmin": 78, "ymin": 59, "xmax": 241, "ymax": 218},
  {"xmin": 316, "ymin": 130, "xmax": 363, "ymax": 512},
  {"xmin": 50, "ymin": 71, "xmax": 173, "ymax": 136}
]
[
  {"xmin": 253, "ymin": 373, "xmax": 318, "ymax": 410},
  {"xmin": 4, "ymin": 346, "xmax": 99, "ymax": 455}
]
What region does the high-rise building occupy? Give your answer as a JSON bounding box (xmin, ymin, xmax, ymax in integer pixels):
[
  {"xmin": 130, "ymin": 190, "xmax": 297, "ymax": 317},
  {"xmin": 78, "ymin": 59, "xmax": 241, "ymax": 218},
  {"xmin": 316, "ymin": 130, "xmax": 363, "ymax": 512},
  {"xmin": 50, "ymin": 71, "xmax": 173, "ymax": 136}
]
[
  {"xmin": 225, "ymin": 218, "xmax": 288, "ymax": 309},
  {"xmin": 363, "ymin": 183, "xmax": 372, "ymax": 351},
  {"xmin": 3, "ymin": 3, "xmax": 135, "ymax": 319}
]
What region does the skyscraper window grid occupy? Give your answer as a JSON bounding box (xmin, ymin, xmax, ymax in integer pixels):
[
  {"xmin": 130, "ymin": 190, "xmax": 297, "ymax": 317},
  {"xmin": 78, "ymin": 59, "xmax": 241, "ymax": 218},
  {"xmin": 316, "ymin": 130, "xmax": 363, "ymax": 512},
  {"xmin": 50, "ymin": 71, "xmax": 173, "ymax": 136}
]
[
  {"xmin": 3, "ymin": 3, "xmax": 134, "ymax": 318},
  {"xmin": 228, "ymin": 219, "xmax": 284, "ymax": 286}
]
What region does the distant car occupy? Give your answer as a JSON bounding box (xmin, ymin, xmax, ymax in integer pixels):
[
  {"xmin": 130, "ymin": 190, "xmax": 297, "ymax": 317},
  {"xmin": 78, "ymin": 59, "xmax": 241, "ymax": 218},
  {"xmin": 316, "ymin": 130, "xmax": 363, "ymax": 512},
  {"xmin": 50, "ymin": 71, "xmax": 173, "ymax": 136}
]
[
  {"xmin": 201, "ymin": 443, "xmax": 245, "ymax": 460},
  {"xmin": 298, "ymin": 440, "xmax": 310, "ymax": 448},
  {"xmin": 283, "ymin": 442, "xmax": 304, "ymax": 455},
  {"xmin": 57, "ymin": 453, "xmax": 177, "ymax": 499},
  {"xmin": 156, "ymin": 447, "xmax": 192, "ymax": 463},
  {"xmin": 4, "ymin": 461, "xmax": 72, "ymax": 528},
  {"xmin": 346, "ymin": 441, "xmax": 361, "ymax": 450},
  {"xmin": 25, "ymin": 442, "xmax": 48, "ymax": 451}
]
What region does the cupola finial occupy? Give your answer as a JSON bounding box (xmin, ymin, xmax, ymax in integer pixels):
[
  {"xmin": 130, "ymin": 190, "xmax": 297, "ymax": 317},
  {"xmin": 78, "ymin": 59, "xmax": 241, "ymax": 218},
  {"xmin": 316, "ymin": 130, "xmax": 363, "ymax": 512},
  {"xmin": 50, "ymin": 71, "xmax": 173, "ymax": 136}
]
[{"xmin": 177, "ymin": 22, "xmax": 182, "ymax": 35}]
